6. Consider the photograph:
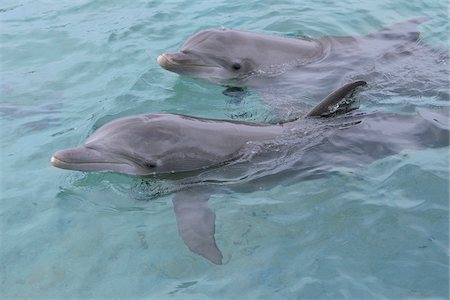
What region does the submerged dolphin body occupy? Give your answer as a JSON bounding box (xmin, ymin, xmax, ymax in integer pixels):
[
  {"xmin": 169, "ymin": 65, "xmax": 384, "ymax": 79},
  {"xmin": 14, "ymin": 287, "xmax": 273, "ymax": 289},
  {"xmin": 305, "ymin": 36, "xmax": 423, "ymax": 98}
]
[
  {"xmin": 162, "ymin": 106, "xmax": 449, "ymax": 265},
  {"xmin": 51, "ymin": 81, "xmax": 367, "ymax": 264},
  {"xmin": 51, "ymin": 82, "xmax": 449, "ymax": 264},
  {"xmin": 157, "ymin": 18, "xmax": 432, "ymax": 87},
  {"xmin": 157, "ymin": 18, "xmax": 448, "ymax": 115}
]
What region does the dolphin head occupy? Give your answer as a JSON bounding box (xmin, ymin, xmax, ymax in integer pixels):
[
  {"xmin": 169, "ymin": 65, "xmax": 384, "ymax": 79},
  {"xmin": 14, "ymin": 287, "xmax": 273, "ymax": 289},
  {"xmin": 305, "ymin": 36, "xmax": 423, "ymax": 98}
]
[
  {"xmin": 158, "ymin": 29, "xmax": 258, "ymax": 85},
  {"xmin": 51, "ymin": 115, "xmax": 166, "ymax": 175},
  {"xmin": 157, "ymin": 28, "xmax": 321, "ymax": 85},
  {"xmin": 50, "ymin": 114, "xmax": 201, "ymax": 176},
  {"xmin": 51, "ymin": 113, "xmax": 274, "ymax": 176}
]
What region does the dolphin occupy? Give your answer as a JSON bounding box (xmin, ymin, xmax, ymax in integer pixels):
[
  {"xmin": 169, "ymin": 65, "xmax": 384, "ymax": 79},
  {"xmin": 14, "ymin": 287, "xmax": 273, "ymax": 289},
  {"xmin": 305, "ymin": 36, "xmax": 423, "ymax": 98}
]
[
  {"xmin": 157, "ymin": 18, "xmax": 432, "ymax": 87},
  {"xmin": 50, "ymin": 82, "xmax": 449, "ymax": 264},
  {"xmin": 161, "ymin": 105, "xmax": 449, "ymax": 265},
  {"xmin": 157, "ymin": 27, "xmax": 324, "ymax": 85},
  {"xmin": 51, "ymin": 81, "xmax": 367, "ymax": 264},
  {"xmin": 157, "ymin": 27, "xmax": 326, "ymax": 85},
  {"xmin": 157, "ymin": 18, "xmax": 448, "ymax": 114}
]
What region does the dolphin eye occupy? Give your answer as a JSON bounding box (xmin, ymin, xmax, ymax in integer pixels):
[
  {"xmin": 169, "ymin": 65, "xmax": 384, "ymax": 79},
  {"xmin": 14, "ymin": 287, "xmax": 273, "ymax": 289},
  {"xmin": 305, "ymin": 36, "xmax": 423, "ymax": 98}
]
[
  {"xmin": 143, "ymin": 161, "xmax": 157, "ymax": 169},
  {"xmin": 231, "ymin": 63, "xmax": 241, "ymax": 71}
]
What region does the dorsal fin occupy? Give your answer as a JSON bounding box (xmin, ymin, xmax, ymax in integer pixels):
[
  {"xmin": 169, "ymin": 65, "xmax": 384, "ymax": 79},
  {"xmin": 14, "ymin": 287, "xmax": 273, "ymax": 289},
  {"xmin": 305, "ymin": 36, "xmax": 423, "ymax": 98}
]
[
  {"xmin": 306, "ymin": 80, "xmax": 367, "ymax": 117},
  {"xmin": 366, "ymin": 17, "xmax": 430, "ymax": 42}
]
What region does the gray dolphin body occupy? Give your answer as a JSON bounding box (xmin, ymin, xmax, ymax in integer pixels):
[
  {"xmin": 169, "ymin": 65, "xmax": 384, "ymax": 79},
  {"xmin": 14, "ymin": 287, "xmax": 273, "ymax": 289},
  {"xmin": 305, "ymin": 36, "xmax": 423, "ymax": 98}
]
[
  {"xmin": 157, "ymin": 18, "xmax": 448, "ymax": 115},
  {"xmin": 157, "ymin": 28, "xmax": 323, "ymax": 85},
  {"xmin": 51, "ymin": 81, "xmax": 367, "ymax": 264},
  {"xmin": 51, "ymin": 114, "xmax": 282, "ymax": 176},
  {"xmin": 51, "ymin": 81, "xmax": 449, "ymax": 264},
  {"xmin": 157, "ymin": 18, "xmax": 432, "ymax": 87},
  {"xmin": 51, "ymin": 81, "xmax": 365, "ymax": 175}
]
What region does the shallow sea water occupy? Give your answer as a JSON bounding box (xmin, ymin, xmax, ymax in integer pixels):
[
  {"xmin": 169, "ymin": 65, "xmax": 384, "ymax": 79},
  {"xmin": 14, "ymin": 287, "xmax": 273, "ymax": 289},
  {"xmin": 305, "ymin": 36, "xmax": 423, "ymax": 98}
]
[{"xmin": 1, "ymin": 0, "xmax": 449, "ymax": 299}]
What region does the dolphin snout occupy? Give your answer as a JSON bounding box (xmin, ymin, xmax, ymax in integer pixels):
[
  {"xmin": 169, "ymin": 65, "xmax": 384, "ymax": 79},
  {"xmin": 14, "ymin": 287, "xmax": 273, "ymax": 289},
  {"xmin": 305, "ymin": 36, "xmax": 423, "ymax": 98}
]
[
  {"xmin": 157, "ymin": 52, "xmax": 189, "ymax": 66},
  {"xmin": 50, "ymin": 146, "xmax": 107, "ymax": 171},
  {"xmin": 157, "ymin": 53, "xmax": 171, "ymax": 67},
  {"xmin": 157, "ymin": 52, "xmax": 208, "ymax": 68}
]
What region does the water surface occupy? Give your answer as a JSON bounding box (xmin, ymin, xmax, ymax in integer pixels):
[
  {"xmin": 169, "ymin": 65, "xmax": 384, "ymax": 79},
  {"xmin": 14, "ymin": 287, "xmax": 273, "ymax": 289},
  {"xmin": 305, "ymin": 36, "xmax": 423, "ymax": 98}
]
[{"xmin": 1, "ymin": 0, "xmax": 449, "ymax": 299}]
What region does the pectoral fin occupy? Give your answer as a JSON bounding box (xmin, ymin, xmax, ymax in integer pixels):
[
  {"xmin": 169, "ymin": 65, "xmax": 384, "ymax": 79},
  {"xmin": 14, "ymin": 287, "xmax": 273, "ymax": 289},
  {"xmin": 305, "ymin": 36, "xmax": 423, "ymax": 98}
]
[
  {"xmin": 172, "ymin": 188, "xmax": 223, "ymax": 264},
  {"xmin": 307, "ymin": 80, "xmax": 367, "ymax": 117}
]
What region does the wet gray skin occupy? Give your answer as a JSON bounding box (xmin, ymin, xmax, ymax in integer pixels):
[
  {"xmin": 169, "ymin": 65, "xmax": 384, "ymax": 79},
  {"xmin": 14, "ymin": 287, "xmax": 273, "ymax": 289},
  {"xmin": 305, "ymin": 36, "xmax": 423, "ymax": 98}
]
[
  {"xmin": 157, "ymin": 17, "xmax": 449, "ymax": 118},
  {"xmin": 50, "ymin": 90, "xmax": 449, "ymax": 264},
  {"xmin": 50, "ymin": 113, "xmax": 283, "ymax": 176},
  {"xmin": 50, "ymin": 81, "xmax": 365, "ymax": 176},
  {"xmin": 157, "ymin": 18, "xmax": 431, "ymax": 86},
  {"xmin": 164, "ymin": 106, "xmax": 449, "ymax": 265},
  {"xmin": 49, "ymin": 81, "xmax": 450, "ymax": 264},
  {"xmin": 51, "ymin": 81, "xmax": 366, "ymax": 264},
  {"xmin": 157, "ymin": 27, "xmax": 324, "ymax": 85}
]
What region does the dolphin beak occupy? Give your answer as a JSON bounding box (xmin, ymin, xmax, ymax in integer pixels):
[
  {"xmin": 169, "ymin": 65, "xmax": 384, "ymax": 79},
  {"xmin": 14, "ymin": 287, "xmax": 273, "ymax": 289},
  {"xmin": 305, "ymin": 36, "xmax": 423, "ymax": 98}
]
[
  {"xmin": 157, "ymin": 52, "xmax": 211, "ymax": 69},
  {"xmin": 157, "ymin": 53, "xmax": 171, "ymax": 67},
  {"xmin": 157, "ymin": 53, "xmax": 174, "ymax": 67},
  {"xmin": 50, "ymin": 146, "xmax": 122, "ymax": 172},
  {"xmin": 50, "ymin": 146, "xmax": 151, "ymax": 175},
  {"xmin": 52, "ymin": 146, "xmax": 99, "ymax": 165}
]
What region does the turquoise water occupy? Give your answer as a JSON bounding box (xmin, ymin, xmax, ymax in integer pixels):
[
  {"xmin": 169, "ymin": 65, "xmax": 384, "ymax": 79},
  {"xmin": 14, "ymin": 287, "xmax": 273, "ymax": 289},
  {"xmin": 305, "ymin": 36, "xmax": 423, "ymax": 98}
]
[{"xmin": 1, "ymin": 0, "xmax": 449, "ymax": 299}]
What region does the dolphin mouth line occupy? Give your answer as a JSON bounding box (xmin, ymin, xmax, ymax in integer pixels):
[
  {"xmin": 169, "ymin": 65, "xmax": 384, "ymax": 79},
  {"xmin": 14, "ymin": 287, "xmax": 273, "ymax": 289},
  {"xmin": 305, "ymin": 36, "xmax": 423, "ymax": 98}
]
[
  {"xmin": 50, "ymin": 156, "xmax": 128, "ymax": 167},
  {"xmin": 157, "ymin": 54, "xmax": 215, "ymax": 68}
]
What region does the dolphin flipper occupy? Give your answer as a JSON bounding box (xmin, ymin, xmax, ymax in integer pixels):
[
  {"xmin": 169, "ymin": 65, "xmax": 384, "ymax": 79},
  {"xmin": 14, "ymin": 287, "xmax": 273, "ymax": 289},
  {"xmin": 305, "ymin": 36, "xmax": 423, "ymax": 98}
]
[
  {"xmin": 172, "ymin": 188, "xmax": 223, "ymax": 264},
  {"xmin": 306, "ymin": 80, "xmax": 367, "ymax": 117}
]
